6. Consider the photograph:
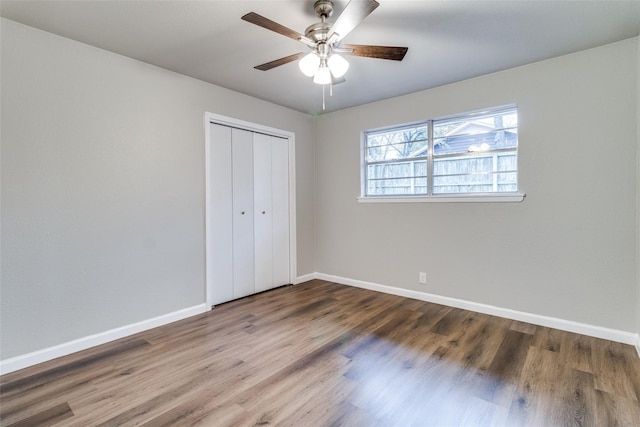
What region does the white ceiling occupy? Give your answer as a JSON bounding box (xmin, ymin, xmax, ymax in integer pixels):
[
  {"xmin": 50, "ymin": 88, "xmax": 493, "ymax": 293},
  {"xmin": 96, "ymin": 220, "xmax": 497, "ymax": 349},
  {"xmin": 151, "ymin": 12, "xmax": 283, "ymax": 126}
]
[{"xmin": 1, "ymin": 0, "xmax": 639, "ymax": 115}]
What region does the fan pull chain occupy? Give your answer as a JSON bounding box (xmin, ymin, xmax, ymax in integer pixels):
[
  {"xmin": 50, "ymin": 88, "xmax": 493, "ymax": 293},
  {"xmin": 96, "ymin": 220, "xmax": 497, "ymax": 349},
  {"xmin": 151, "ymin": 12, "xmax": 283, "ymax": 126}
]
[
  {"xmin": 322, "ymin": 84, "xmax": 326, "ymax": 110},
  {"xmin": 321, "ymin": 80, "xmax": 335, "ymax": 111}
]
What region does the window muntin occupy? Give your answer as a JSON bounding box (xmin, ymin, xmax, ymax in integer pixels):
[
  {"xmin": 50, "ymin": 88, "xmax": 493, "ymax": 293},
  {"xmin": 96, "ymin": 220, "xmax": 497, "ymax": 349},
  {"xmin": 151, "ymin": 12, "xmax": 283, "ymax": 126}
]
[{"xmin": 363, "ymin": 106, "xmax": 518, "ymax": 197}]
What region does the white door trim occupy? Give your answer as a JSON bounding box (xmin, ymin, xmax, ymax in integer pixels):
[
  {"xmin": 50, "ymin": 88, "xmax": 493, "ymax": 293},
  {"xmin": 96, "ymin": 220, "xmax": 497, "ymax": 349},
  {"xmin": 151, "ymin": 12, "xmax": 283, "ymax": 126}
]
[{"xmin": 204, "ymin": 113, "xmax": 297, "ymax": 308}]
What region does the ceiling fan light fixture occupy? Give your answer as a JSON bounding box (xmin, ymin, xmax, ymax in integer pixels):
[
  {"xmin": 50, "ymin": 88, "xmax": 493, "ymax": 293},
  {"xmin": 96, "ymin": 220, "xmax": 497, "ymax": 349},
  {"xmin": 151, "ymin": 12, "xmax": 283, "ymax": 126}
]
[
  {"xmin": 313, "ymin": 65, "xmax": 332, "ymax": 85},
  {"xmin": 299, "ymin": 52, "xmax": 320, "ymax": 77},
  {"xmin": 327, "ymin": 53, "xmax": 349, "ymax": 78}
]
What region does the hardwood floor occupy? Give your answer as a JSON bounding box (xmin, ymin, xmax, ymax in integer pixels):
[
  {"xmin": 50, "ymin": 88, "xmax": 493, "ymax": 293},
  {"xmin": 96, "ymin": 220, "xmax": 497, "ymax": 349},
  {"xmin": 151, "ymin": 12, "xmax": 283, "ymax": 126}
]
[{"xmin": 1, "ymin": 279, "xmax": 639, "ymax": 426}]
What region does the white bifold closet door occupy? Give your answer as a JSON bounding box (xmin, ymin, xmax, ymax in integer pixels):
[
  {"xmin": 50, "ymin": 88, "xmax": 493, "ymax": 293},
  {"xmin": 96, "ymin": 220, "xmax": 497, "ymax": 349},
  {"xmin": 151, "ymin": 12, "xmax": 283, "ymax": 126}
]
[
  {"xmin": 209, "ymin": 124, "xmax": 290, "ymax": 305},
  {"xmin": 231, "ymin": 128, "xmax": 255, "ymax": 299}
]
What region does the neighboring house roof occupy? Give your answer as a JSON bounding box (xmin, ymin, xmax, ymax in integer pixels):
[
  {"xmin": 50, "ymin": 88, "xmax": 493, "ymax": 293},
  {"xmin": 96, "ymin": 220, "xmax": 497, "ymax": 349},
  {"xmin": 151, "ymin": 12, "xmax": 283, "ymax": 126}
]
[{"xmin": 435, "ymin": 121, "xmax": 517, "ymax": 155}]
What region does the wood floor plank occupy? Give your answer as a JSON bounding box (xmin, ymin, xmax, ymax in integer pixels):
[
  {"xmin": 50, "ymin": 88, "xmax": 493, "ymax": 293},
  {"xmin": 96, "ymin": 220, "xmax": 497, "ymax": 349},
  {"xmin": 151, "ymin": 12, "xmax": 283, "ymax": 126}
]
[
  {"xmin": 557, "ymin": 330, "xmax": 594, "ymax": 373},
  {"xmin": 593, "ymin": 389, "xmax": 640, "ymax": 426},
  {"xmin": 272, "ymin": 374, "xmax": 359, "ymax": 427},
  {"xmin": 549, "ymin": 365, "xmax": 597, "ymax": 427},
  {"xmin": 506, "ymin": 346, "xmax": 560, "ymax": 426},
  {"xmin": 532, "ymin": 325, "xmax": 563, "ymax": 353},
  {"xmin": 509, "ymin": 320, "xmax": 538, "ymax": 335},
  {"xmin": 89, "ymin": 357, "xmax": 245, "ymax": 426},
  {"xmin": 5, "ymin": 402, "xmax": 74, "ymax": 427},
  {"xmin": 2, "ymin": 279, "xmax": 639, "ymax": 426},
  {"xmin": 0, "ymin": 368, "xmax": 104, "ymax": 426},
  {"xmin": 476, "ymin": 329, "xmax": 535, "ymax": 407},
  {"xmin": 458, "ymin": 397, "xmax": 509, "ymax": 427},
  {"xmin": 429, "ymin": 307, "xmax": 469, "ymax": 336},
  {"xmin": 592, "ymin": 339, "xmax": 639, "ymax": 401},
  {"xmin": 0, "ymin": 338, "xmax": 150, "ymax": 396}
]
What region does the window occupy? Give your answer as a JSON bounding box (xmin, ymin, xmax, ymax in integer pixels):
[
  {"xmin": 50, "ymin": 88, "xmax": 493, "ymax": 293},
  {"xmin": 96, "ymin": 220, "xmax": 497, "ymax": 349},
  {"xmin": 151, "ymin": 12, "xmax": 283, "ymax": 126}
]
[{"xmin": 362, "ymin": 105, "xmax": 520, "ymax": 201}]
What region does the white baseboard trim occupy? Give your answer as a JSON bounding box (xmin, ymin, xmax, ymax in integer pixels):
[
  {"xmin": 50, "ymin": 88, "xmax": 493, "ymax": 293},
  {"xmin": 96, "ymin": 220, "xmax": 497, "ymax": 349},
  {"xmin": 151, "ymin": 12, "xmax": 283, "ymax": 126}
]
[
  {"xmin": 0, "ymin": 304, "xmax": 208, "ymax": 375},
  {"xmin": 314, "ymin": 273, "xmax": 640, "ymax": 348},
  {"xmin": 294, "ymin": 273, "xmax": 318, "ymax": 284}
]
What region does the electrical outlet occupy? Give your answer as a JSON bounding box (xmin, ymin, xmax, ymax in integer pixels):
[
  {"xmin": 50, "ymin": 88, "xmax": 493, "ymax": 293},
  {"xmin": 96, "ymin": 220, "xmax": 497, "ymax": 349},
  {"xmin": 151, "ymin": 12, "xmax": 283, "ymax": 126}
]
[{"xmin": 419, "ymin": 272, "xmax": 427, "ymax": 285}]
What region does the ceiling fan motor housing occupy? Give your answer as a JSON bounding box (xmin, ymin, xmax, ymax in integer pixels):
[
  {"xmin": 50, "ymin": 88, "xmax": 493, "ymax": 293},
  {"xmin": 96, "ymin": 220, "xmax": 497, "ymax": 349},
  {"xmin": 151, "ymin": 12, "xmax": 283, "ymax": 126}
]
[{"xmin": 305, "ymin": 21, "xmax": 330, "ymax": 43}]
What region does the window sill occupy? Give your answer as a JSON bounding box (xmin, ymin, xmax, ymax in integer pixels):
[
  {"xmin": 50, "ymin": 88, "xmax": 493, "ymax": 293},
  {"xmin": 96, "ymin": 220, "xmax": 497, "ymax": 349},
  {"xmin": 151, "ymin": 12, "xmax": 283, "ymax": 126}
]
[{"xmin": 357, "ymin": 193, "xmax": 526, "ymax": 203}]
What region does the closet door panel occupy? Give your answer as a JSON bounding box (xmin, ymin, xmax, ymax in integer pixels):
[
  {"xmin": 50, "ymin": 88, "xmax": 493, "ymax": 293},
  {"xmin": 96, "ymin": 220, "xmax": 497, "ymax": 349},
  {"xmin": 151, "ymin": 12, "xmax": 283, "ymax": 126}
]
[
  {"xmin": 253, "ymin": 133, "xmax": 274, "ymax": 293},
  {"xmin": 232, "ymin": 129, "xmax": 255, "ymax": 299},
  {"xmin": 271, "ymin": 137, "xmax": 290, "ymax": 286},
  {"xmin": 209, "ymin": 124, "xmax": 234, "ymax": 305}
]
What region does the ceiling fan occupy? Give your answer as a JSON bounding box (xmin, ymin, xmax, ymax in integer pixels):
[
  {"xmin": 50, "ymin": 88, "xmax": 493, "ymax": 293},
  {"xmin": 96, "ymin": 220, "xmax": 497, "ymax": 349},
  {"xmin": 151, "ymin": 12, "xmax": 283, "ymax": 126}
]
[{"xmin": 241, "ymin": 0, "xmax": 408, "ymax": 86}]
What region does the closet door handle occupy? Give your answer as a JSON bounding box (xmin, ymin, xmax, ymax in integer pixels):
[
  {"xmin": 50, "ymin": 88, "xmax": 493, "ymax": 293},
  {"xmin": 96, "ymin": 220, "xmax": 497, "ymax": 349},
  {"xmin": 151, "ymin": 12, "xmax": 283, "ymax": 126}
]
[
  {"xmin": 262, "ymin": 211, "xmax": 266, "ymax": 214},
  {"xmin": 241, "ymin": 211, "xmax": 245, "ymax": 215}
]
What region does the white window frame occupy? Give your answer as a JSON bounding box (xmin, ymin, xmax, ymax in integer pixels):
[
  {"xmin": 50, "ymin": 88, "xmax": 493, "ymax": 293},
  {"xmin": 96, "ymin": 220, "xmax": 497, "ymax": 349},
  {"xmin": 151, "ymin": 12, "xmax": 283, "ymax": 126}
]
[{"xmin": 359, "ymin": 105, "xmax": 525, "ymax": 203}]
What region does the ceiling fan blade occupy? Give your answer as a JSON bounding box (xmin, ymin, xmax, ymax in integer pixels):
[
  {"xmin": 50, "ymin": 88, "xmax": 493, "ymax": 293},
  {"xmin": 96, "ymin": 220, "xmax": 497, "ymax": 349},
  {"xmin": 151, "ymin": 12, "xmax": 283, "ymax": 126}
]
[
  {"xmin": 241, "ymin": 12, "xmax": 314, "ymax": 46},
  {"xmin": 327, "ymin": 0, "xmax": 380, "ymax": 44},
  {"xmin": 342, "ymin": 44, "xmax": 408, "ymax": 61},
  {"xmin": 254, "ymin": 52, "xmax": 306, "ymax": 71},
  {"xmin": 332, "ymin": 76, "xmax": 346, "ymax": 85}
]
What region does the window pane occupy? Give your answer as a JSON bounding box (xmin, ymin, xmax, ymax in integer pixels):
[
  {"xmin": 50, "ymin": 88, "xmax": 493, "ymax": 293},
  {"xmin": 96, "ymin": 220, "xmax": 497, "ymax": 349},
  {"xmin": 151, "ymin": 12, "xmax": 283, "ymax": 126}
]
[
  {"xmin": 366, "ymin": 125, "xmax": 427, "ymax": 162},
  {"xmin": 497, "ymin": 171, "xmax": 517, "ymax": 184},
  {"xmin": 434, "ymin": 156, "xmax": 493, "ymax": 176},
  {"xmin": 497, "ymin": 153, "xmax": 517, "ymax": 171},
  {"xmin": 368, "ymin": 178, "xmax": 427, "ymax": 195},
  {"xmin": 367, "ymin": 160, "xmax": 427, "ymax": 195},
  {"xmin": 365, "ymin": 124, "xmax": 428, "ymax": 196},
  {"xmin": 367, "ymin": 161, "xmax": 428, "ymax": 180},
  {"xmin": 498, "ymin": 183, "xmax": 518, "ymax": 192},
  {"xmin": 433, "ymin": 173, "xmax": 494, "ymax": 194},
  {"xmin": 367, "ymin": 139, "xmax": 427, "ymax": 162},
  {"xmin": 433, "ymin": 108, "xmax": 517, "ymax": 156},
  {"xmin": 433, "ymin": 152, "xmax": 517, "ymax": 194}
]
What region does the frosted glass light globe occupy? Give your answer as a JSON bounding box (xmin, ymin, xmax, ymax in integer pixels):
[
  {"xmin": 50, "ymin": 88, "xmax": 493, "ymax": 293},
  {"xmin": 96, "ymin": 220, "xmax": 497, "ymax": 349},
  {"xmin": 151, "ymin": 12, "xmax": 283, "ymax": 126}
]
[
  {"xmin": 313, "ymin": 66, "xmax": 332, "ymax": 85},
  {"xmin": 299, "ymin": 52, "xmax": 320, "ymax": 77},
  {"xmin": 328, "ymin": 54, "xmax": 349, "ymax": 78}
]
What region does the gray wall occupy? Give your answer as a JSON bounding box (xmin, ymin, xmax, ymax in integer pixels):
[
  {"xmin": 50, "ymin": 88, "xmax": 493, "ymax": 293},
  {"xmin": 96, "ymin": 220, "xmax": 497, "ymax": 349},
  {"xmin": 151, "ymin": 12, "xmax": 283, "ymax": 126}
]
[
  {"xmin": 0, "ymin": 19, "xmax": 315, "ymax": 360},
  {"xmin": 314, "ymin": 38, "xmax": 638, "ymax": 333},
  {"xmin": 637, "ymin": 38, "xmax": 640, "ymax": 341}
]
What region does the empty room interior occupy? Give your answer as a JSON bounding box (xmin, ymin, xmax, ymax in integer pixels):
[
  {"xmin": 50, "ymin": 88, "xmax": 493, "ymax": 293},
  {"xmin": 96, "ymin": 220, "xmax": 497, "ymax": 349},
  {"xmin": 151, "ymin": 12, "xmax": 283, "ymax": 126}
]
[{"xmin": 1, "ymin": 0, "xmax": 640, "ymax": 426}]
